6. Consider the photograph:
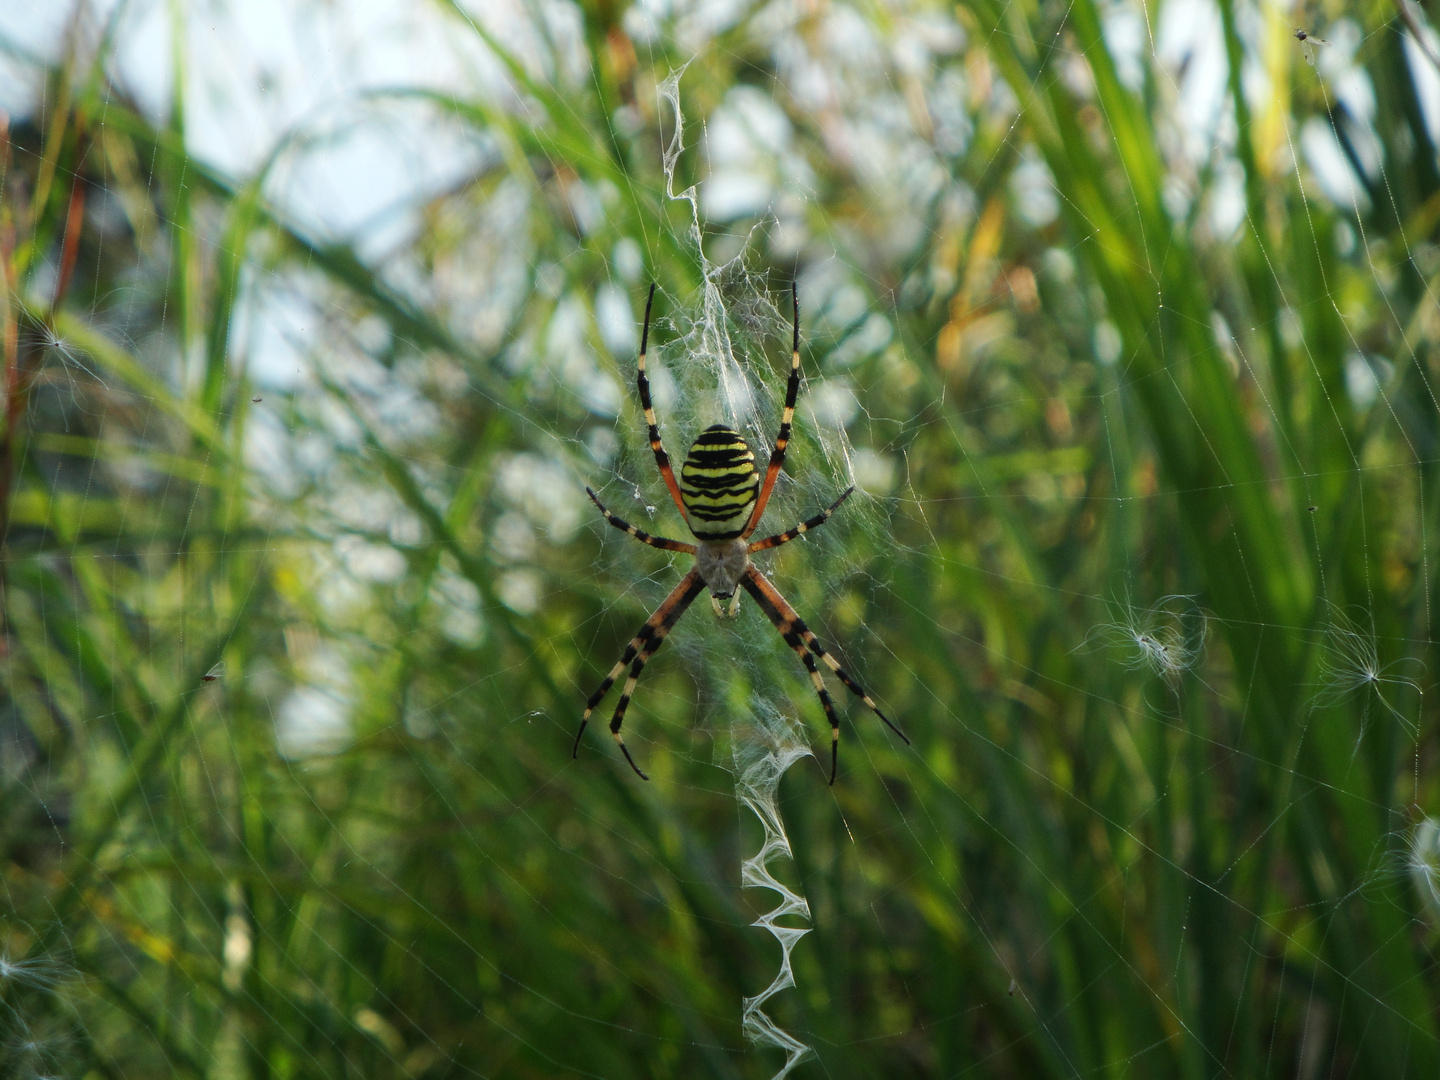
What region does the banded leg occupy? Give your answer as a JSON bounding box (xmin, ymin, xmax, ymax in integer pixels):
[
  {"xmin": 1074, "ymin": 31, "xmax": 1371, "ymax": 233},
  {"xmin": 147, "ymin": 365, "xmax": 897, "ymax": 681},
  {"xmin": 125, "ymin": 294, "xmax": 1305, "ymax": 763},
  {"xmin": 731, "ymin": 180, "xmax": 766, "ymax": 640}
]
[
  {"xmin": 790, "ymin": 638, "xmax": 842, "ymax": 784},
  {"xmin": 742, "ymin": 282, "xmax": 802, "ymax": 539},
  {"xmin": 747, "ymin": 487, "xmax": 854, "ymax": 554},
  {"xmin": 587, "ymin": 488, "xmax": 696, "ymax": 554},
  {"xmin": 740, "ymin": 567, "xmax": 909, "ymax": 777},
  {"xmin": 574, "ymin": 569, "xmax": 706, "ymax": 779},
  {"xmin": 636, "ymin": 284, "xmax": 690, "ymax": 525}
]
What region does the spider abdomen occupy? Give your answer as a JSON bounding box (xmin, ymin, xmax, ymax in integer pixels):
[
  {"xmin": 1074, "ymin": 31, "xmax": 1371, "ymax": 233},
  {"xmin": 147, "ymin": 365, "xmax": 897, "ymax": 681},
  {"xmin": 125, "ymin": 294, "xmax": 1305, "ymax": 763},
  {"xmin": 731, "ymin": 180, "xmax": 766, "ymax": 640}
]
[{"xmin": 679, "ymin": 424, "xmax": 760, "ymax": 541}]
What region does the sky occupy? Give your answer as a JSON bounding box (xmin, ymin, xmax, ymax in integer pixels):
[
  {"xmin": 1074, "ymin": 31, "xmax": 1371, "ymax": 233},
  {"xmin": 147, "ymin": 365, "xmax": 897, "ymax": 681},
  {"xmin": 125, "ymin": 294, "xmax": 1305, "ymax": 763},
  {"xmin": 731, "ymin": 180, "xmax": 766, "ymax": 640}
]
[
  {"xmin": 2, "ymin": 0, "xmax": 1423, "ymax": 252},
  {"xmin": 1, "ymin": 0, "xmax": 1435, "ymax": 390}
]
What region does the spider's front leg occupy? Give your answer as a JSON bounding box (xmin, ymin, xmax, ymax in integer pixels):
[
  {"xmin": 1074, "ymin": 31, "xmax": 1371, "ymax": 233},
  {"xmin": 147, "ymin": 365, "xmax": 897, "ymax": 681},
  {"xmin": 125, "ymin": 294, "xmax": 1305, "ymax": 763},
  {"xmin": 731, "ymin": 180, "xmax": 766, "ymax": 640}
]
[
  {"xmin": 574, "ymin": 569, "xmax": 706, "ymax": 779},
  {"xmin": 740, "ymin": 565, "xmax": 908, "ymax": 784}
]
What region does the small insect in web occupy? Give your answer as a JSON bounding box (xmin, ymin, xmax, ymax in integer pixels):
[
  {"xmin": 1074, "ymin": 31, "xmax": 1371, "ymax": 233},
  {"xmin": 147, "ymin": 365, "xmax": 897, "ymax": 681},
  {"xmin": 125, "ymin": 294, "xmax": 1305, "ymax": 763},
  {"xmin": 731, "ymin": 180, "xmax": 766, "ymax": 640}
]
[
  {"xmin": 1294, "ymin": 27, "xmax": 1328, "ymax": 66},
  {"xmin": 575, "ymin": 284, "xmax": 910, "ymax": 784},
  {"xmin": 202, "ymin": 661, "xmax": 226, "ymax": 682}
]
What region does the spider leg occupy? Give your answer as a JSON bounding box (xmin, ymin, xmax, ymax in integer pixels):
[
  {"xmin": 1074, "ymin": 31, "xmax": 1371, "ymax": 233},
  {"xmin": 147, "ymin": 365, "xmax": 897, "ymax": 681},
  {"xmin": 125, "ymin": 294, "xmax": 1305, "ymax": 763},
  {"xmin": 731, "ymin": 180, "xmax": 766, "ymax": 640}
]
[
  {"xmin": 636, "ymin": 284, "xmax": 691, "ymax": 527},
  {"xmin": 587, "ymin": 488, "xmax": 697, "ymax": 554},
  {"xmin": 747, "ymin": 487, "xmax": 854, "ymax": 554},
  {"xmin": 574, "ymin": 569, "xmax": 706, "ymax": 779},
  {"xmin": 791, "ymin": 636, "xmax": 842, "ymax": 784},
  {"xmin": 740, "ymin": 567, "xmax": 909, "ymax": 781},
  {"xmin": 741, "ymin": 282, "xmax": 801, "ymax": 540}
]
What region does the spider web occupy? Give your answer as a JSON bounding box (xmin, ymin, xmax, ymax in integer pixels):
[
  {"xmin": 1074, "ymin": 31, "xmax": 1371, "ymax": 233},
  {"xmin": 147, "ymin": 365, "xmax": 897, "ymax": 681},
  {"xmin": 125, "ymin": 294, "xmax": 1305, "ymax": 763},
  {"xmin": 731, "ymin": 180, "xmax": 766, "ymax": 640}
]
[
  {"xmin": 0, "ymin": 0, "xmax": 1438, "ymax": 1077},
  {"xmin": 648, "ymin": 61, "xmax": 834, "ymax": 1073}
]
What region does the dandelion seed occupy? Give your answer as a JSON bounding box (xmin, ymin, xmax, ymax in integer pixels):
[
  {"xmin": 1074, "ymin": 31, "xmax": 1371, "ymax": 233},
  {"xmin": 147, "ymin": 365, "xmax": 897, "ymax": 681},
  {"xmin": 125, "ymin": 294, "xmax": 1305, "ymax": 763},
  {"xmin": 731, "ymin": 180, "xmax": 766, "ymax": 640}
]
[
  {"xmin": 0, "ymin": 1013, "xmax": 72, "ymax": 1078},
  {"xmin": 1313, "ymin": 605, "xmax": 1421, "ymax": 739},
  {"xmin": 1409, "ymin": 818, "xmax": 1440, "ymax": 924},
  {"xmin": 0, "ymin": 951, "xmax": 63, "ymax": 993},
  {"xmin": 1081, "ymin": 594, "xmax": 1206, "ymax": 684},
  {"xmin": 37, "ymin": 324, "xmax": 108, "ymax": 389}
]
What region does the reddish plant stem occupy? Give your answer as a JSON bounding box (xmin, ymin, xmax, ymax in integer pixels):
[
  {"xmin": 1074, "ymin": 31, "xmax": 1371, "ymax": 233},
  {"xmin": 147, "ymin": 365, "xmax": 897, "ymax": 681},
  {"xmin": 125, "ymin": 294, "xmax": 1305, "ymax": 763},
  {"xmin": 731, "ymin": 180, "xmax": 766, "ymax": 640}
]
[
  {"xmin": 51, "ymin": 173, "xmax": 86, "ymax": 314},
  {"xmin": 0, "ymin": 112, "xmax": 86, "ymax": 635},
  {"xmin": 50, "ymin": 118, "xmax": 89, "ymax": 315}
]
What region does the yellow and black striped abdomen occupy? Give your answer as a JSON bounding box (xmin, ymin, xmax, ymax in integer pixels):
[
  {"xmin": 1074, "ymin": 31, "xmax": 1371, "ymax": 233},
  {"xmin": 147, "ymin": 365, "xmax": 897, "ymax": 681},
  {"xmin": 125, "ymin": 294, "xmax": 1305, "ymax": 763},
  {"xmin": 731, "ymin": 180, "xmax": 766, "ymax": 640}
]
[{"xmin": 679, "ymin": 425, "xmax": 759, "ymax": 540}]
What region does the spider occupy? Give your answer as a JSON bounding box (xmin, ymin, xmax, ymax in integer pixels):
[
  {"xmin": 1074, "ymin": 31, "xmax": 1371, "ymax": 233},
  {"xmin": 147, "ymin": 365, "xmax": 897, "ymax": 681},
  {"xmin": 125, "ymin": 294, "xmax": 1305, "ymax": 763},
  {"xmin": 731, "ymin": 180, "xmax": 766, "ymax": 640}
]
[{"xmin": 574, "ymin": 283, "xmax": 909, "ymax": 784}]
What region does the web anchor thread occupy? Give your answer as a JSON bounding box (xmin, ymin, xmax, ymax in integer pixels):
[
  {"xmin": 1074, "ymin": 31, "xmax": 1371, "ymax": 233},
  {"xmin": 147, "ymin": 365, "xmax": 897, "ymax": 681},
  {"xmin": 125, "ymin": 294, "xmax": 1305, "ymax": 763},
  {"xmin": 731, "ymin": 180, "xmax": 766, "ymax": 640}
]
[{"xmin": 736, "ymin": 733, "xmax": 816, "ymax": 1078}]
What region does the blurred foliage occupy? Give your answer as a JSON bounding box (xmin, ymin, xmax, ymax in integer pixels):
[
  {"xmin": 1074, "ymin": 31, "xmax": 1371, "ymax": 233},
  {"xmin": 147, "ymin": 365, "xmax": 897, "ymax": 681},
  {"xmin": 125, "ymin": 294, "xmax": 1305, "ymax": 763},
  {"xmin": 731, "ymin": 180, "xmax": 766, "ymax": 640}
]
[{"xmin": 3, "ymin": 0, "xmax": 1440, "ymax": 1077}]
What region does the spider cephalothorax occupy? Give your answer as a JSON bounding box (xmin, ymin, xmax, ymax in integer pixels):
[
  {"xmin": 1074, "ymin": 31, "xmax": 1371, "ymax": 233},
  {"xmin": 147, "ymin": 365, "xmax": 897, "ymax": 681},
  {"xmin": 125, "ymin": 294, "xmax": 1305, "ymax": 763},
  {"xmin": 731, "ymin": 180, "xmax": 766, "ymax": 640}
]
[{"xmin": 575, "ymin": 284, "xmax": 909, "ymax": 784}]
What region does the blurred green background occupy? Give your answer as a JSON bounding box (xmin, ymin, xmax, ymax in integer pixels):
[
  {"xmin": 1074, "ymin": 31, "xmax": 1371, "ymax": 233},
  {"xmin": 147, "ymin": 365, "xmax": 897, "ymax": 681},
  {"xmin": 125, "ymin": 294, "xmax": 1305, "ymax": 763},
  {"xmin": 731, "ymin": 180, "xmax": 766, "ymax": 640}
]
[{"xmin": 3, "ymin": 0, "xmax": 1440, "ymax": 1076}]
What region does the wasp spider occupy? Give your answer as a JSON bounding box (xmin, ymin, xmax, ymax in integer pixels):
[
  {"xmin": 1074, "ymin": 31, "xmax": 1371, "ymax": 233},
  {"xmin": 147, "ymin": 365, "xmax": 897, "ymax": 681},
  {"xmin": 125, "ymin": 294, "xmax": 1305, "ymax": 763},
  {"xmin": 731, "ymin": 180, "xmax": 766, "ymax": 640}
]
[{"xmin": 575, "ymin": 284, "xmax": 909, "ymax": 784}]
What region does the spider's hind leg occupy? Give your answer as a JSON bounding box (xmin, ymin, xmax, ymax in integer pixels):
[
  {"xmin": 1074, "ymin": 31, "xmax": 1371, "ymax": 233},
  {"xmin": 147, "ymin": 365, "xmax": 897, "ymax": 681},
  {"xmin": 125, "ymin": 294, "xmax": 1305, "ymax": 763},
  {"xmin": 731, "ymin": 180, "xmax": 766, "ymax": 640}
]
[
  {"xmin": 635, "ymin": 284, "xmax": 691, "ymax": 525},
  {"xmin": 741, "ymin": 282, "xmax": 803, "ymax": 540}
]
